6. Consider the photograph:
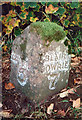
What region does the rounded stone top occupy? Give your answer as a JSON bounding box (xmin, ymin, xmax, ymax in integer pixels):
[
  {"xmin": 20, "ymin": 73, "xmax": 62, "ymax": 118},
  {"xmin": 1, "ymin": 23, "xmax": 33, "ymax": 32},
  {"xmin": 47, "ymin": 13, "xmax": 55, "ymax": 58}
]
[
  {"xmin": 10, "ymin": 22, "xmax": 71, "ymax": 103},
  {"xmin": 30, "ymin": 22, "xmax": 66, "ymax": 42}
]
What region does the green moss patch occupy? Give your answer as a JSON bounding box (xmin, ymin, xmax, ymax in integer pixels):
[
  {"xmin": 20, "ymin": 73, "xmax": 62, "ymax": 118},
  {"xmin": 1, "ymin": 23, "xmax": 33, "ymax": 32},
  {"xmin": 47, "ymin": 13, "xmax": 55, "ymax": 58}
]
[{"xmin": 30, "ymin": 22, "xmax": 66, "ymax": 42}]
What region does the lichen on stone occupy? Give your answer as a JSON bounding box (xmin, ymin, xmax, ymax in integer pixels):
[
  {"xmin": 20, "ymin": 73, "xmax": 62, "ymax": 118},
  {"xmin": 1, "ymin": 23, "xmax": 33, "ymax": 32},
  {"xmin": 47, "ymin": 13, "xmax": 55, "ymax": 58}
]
[
  {"xmin": 30, "ymin": 22, "xmax": 66, "ymax": 42},
  {"xmin": 20, "ymin": 38, "xmax": 27, "ymax": 60}
]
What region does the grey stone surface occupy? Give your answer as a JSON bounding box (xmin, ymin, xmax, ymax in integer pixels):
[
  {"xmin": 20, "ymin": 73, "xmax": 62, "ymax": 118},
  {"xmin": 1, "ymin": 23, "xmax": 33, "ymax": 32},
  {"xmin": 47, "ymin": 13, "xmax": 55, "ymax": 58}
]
[{"xmin": 10, "ymin": 22, "xmax": 71, "ymax": 103}]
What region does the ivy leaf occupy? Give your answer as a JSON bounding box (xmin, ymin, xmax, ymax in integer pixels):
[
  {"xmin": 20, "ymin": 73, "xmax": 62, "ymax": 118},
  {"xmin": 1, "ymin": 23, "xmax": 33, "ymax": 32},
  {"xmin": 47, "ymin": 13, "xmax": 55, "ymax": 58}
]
[
  {"xmin": 9, "ymin": 10, "xmax": 16, "ymax": 17},
  {"xmin": 64, "ymin": 20, "xmax": 69, "ymax": 27},
  {"xmin": 30, "ymin": 17, "xmax": 39, "ymax": 22},
  {"xmin": 6, "ymin": 16, "xmax": 12, "ymax": 23},
  {"xmin": 10, "ymin": 2, "xmax": 16, "ymax": 6},
  {"xmin": 14, "ymin": 19, "xmax": 20, "ymax": 27},
  {"xmin": 6, "ymin": 30, "xmax": 12, "ymax": 35},
  {"xmin": 16, "ymin": 2, "xmax": 23, "ymax": 7},
  {"xmin": 64, "ymin": 37, "xmax": 68, "ymax": 45},
  {"xmin": 14, "ymin": 28, "xmax": 21, "ymax": 36},
  {"xmin": 26, "ymin": 11, "xmax": 34, "ymax": 20},
  {"xmin": 60, "ymin": 2, "xmax": 65, "ymax": 7},
  {"xmin": 19, "ymin": 11, "xmax": 28, "ymax": 19},
  {"xmin": 7, "ymin": 25, "xmax": 13, "ymax": 31},
  {"xmin": 76, "ymin": 7, "xmax": 81, "ymax": 14},
  {"xmin": 45, "ymin": 4, "xmax": 59, "ymax": 14},
  {"xmin": 33, "ymin": 4, "xmax": 40, "ymax": 12},
  {"xmin": 24, "ymin": 2, "xmax": 37, "ymax": 9},
  {"xmin": 44, "ymin": 18, "xmax": 50, "ymax": 22},
  {"xmin": 70, "ymin": 2, "xmax": 79, "ymax": 9},
  {"xmin": 1, "ymin": 15, "xmax": 5, "ymax": 21},
  {"xmin": 21, "ymin": 5, "xmax": 26, "ymax": 11},
  {"xmin": 55, "ymin": 7, "xmax": 65, "ymax": 15},
  {"xmin": 46, "ymin": 2, "xmax": 58, "ymax": 7},
  {"xmin": 29, "ymin": 2, "xmax": 37, "ymax": 8},
  {"xmin": 41, "ymin": 2, "xmax": 46, "ymax": 6}
]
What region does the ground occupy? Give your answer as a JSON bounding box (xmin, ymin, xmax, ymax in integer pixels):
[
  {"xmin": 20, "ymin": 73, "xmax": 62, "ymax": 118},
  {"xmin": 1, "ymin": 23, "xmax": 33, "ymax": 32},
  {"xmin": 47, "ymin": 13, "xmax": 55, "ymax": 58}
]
[{"xmin": 1, "ymin": 52, "xmax": 82, "ymax": 120}]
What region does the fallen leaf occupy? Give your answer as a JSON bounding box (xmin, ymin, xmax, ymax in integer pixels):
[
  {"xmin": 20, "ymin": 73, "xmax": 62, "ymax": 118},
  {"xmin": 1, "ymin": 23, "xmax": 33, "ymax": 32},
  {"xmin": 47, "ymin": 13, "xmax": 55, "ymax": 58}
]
[
  {"xmin": 59, "ymin": 91, "xmax": 68, "ymax": 98},
  {"xmin": 57, "ymin": 110, "xmax": 66, "ymax": 116},
  {"xmin": 5, "ymin": 83, "xmax": 15, "ymax": 90},
  {"xmin": 61, "ymin": 88, "xmax": 67, "ymax": 92},
  {"xmin": 71, "ymin": 54, "xmax": 76, "ymax": 58},
  {"xmin": 54, "ymin": 109, "xmax": 57, "ymax": 112},
  {"xmin": 0, "ymin": 110, "xmax": 13, "ymax": 118},
  {"xmin": 0, "ymin": 102, "xmax": 2, "ymax": 108},
  {"xmin": 73, "ymin": 98, "xmax": 80, "ymax": 108},
  {"xmin": 74, "ymin": 78, "xmax": 81, "ymax": 84},
  {"xmin": 70, "ymin": 98, "xmax": 73, "ymax": 102},
  {"xmin": 46, "ymin": 40, "xmax": 50, "ymax": 45},
  {"xmin": 68, "ymin": 88, "xmax": 76, "ymax": 94},
  {"xmin": 2, "ymin": 45, "xmax": 7, "ymax": 52},
  {"xmin": 47, "ymin": 103, "xmax": 54, "ymax": 114}
]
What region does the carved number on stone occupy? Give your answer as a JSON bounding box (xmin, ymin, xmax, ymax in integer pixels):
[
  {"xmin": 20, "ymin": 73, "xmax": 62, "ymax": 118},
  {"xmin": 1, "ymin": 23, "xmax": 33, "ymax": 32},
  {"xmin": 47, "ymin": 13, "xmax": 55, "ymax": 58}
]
[
  {"xmin": 48, "ymin": 73, "xmax": 60, "ymax": 90},
  {"xmin": 42, "ymin": 51, "xmax": 70, "ymax": 90},
  {"xmin": 11, "ymin": 52, "xmax": 29, "ymax": 86}
]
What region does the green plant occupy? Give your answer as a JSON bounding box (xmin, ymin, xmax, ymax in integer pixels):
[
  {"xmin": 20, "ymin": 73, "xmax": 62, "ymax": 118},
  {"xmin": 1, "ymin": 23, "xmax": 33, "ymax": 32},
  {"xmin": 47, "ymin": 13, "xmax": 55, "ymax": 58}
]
[
  {"xmin": 1, "ymin": 2, "xmax": 81, "ymax": 56},
  {"xmin": 30, "ymin": 21, "xmax": 65, "ymax": 42}
]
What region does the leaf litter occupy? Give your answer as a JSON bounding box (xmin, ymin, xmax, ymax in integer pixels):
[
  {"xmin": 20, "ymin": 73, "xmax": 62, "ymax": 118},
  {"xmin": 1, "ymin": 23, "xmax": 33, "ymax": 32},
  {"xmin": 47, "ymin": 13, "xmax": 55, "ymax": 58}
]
[{"xmin": 2, "ymin": 54, "xmax": 81, "ymax": 119}]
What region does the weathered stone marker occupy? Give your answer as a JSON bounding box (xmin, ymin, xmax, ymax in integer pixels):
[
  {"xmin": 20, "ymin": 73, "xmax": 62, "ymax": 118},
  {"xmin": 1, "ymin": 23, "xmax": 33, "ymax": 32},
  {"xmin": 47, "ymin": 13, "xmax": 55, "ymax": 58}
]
[{"xmin": 10, "ymin": 22, "xmax": 71, "ymax": 103}]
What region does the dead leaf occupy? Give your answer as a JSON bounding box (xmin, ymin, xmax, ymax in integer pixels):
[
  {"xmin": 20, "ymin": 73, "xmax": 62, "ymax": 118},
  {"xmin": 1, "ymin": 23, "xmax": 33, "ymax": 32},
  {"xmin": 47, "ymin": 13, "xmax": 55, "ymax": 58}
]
[
  {"xmin": 0, "ymin": 110, "xmax": 13, "ymax": 118},
  {"xmin": 2, "ymin": 45, "xmax": 7, "ymax": 52},
  {"xmin": 73, "ymin": 98, "xmax": 80, "ymax": 108},
  {"xmin": 5, "ymin": 83, "xmax": 15, "ymax": 90},
  {"xmin": 45, "ymin": 40, "xmax": 50, "ymax": 45},
  {"xmin": 47, "ymin": 103, "xmax": 54, "ymax": 114},
  {"xmin": 0, "ymin": 102, "xmax": 2, "ymax": 108},
  {"xmin": 54, "ymin": 109, "xmax": 57, "ymax": 112},
  {"xmin": 74, "ymin": 78, "xmax": 81, "ymax": 84},
  {"xmin": 59, "ymin": 91, "xmax": 68, "ymax": 98},
  {"xmin": 61, "ymin": 88, "xmax": 67, "ymax": 92},
  {"xmin": 71, "ymin": 54, "xmax": 76, "ymax": 58},
  {"xmin": 68, "ymin": 88, "xmax": 76, "ymax": 94},
  {"xmin": 57, "ymin": 110, "xmax": 66, "ymax": 116}
]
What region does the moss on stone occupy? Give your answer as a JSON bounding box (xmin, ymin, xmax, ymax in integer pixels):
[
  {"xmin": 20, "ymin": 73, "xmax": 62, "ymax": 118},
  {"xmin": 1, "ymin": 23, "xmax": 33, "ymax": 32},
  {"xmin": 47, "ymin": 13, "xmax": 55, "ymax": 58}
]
[{"xmin": 30, "ymin": 22, "xmax": 66, "ymax": 42}]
